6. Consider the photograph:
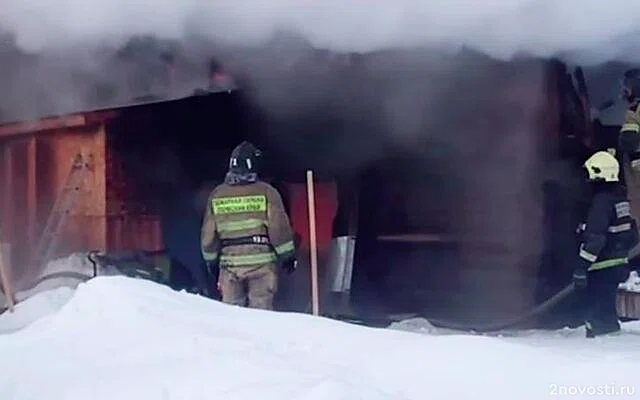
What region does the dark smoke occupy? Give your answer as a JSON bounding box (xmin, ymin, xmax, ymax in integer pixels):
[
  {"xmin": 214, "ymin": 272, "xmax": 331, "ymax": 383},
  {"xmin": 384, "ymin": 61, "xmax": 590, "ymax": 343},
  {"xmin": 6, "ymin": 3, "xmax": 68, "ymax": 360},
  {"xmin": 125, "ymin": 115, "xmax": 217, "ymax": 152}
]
[{"xmin": 0, "ymin": 21, "xmax": 595, "ymax": 322}]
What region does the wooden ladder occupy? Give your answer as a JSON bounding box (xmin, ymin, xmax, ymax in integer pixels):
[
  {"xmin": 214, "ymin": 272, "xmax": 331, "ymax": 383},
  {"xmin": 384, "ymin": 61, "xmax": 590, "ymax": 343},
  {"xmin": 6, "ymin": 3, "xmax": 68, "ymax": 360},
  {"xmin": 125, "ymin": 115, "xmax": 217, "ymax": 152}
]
[{"xmin": 31, "ymin": 153, "xmax": 92, "ymax": 268}]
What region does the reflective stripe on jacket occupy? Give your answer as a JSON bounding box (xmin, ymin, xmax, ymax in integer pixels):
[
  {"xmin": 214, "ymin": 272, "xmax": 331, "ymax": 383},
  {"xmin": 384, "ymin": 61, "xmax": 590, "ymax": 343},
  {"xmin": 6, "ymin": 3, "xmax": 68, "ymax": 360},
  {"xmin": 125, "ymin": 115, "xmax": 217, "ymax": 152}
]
[
  {"xmin": 578, "ymin": 188, "xmax": 639, "ymax": 271},
  {"xmin": 200, "ymin": 180, "xmax": 295, "ymax": 268}
]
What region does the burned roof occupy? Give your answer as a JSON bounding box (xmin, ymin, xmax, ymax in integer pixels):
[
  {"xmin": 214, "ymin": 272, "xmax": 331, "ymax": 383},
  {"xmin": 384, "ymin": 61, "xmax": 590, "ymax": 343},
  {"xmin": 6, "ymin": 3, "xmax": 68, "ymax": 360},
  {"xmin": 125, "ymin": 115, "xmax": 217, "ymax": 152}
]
[{"xmin": 0, "ymin": 85, "xmax": 238, "ymax": 130}]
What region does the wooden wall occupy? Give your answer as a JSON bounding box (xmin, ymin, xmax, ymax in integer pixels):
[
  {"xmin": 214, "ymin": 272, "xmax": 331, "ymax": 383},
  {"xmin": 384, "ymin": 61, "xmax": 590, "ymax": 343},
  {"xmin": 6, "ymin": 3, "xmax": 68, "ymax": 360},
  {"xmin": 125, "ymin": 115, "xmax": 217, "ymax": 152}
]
[
  {"xmin": 0, "ymin": 137, "xmax": 35, "ymax": 285},
  {"xmin": 0, "ymin": 124, "xmax": 107, "ymax": 287},
  {"xmin": 38, "ymin": 125, "xmax": 108, "ymax": 254},
  {"xmin": 0, "ymin": 117, "xmax": 165, "ymax": 289},
  {"xmin": 105, "ymin": 133, "xmax": 163, "ymax": 252}
]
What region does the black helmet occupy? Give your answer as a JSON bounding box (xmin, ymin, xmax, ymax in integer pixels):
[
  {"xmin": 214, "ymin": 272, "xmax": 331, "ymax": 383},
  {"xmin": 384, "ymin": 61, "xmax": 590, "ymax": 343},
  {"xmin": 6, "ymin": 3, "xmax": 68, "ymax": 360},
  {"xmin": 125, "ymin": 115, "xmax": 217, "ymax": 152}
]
[
  {"xmin": 622, "ymin": 68, "xmax": 640, "ymax": 102},
  {"xmin": 228, "ymin": 141, "xmax": 262, "ymax": 175}
]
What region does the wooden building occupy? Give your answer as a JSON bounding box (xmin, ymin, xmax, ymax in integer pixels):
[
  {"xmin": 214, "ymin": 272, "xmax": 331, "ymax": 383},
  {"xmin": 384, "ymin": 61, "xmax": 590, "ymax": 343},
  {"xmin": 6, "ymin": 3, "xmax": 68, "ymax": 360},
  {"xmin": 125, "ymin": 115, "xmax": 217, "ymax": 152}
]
[{"xmin": 0, "ymin": 52, "xmax": 630, "ymax": 326}]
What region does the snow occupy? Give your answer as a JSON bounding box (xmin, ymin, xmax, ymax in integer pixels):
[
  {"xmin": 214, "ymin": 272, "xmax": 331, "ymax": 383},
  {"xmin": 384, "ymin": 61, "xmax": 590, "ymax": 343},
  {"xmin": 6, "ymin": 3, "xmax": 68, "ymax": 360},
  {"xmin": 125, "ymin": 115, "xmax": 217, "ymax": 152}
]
[
  {"xmin": 0, "ymin": 253, "xmax": 123, "ymax": 310},
  {"xmin": 0, "ymin": 286, "xmax": 75, "ymax": 334},
  {"xmin": 0, "ymin": 276, "xmax": 638, "ymax": 399},
  {"xmin": 619, "ymin": 270, "xmax": 640, "ymax": 293}
]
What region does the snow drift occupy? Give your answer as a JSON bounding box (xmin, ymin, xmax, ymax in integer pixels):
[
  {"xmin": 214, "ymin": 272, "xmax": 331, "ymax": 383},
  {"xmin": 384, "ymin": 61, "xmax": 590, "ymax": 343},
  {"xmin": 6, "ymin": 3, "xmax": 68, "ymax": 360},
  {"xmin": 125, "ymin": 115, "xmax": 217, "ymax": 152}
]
[
  {"xmin": 1, "ymin": 276, "xmax": 638, "ymax": 400},
  {"xmin": 0, "ymin": 286, "xmax": 75, "ymax": 334}
]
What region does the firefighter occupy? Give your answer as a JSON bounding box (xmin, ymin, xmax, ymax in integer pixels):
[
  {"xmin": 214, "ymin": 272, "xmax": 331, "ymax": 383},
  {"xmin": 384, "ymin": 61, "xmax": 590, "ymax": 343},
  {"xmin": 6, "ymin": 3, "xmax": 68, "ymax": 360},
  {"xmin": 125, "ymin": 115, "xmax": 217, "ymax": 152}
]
[
  {"xmin": 200, "ymin": 141, "xmax": 297, "ymax": 310},
  {"xmin": 574, "ymin": 151, "xmax": 639, "ymax": 337},
  {"xmin": 617, "ymin": 68, "xmax": 640, "ymax": 189}
]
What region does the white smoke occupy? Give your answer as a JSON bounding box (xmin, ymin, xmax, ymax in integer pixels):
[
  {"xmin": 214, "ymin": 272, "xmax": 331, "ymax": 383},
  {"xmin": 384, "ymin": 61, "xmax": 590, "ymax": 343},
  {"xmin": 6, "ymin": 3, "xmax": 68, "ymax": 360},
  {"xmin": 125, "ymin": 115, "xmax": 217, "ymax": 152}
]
[
  {"xmin": 1, "ymin": 0, "xmax": 640, "ymax": 64},
  {"xmin": 0, "ymin": 0, "xmax": 638, "ymax": 135}
]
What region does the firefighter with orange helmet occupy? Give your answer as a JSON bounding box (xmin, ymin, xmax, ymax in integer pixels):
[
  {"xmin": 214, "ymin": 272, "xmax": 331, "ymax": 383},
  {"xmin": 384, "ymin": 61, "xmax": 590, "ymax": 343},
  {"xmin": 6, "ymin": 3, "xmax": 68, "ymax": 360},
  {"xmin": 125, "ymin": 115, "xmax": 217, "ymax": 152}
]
[{"xmin": 200, "ymin": 141, "xmax": 296, "ymax": 310}]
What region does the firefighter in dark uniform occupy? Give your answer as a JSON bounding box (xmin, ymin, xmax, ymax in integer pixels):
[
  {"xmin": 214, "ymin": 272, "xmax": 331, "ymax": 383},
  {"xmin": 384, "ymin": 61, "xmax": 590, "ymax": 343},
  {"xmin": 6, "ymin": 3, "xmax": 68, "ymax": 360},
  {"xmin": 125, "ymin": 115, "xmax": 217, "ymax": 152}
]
[
  {"xmin": 200, "ymin": 141, "xmax": 297, "ymax": 310},
  {"xmin": 574, "ymin": 151, "xmax": 639, "ymax": 337}
]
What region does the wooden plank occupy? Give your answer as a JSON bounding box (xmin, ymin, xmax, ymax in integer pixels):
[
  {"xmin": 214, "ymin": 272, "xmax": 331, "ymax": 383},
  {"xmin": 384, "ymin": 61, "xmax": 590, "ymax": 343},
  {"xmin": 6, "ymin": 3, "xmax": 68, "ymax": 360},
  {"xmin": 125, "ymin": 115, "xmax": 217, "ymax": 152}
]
[
  {"xmin": 26, "ymin": 137, "xmax": 37, "ymax": 245},
  {"xmin": 0, "ymin": 114, "xmax": 86, "ymax": 138},
  {"xmin": 306, "ymin": 170, "xmax": 320, "ymax": 316},
  {"xmin": 89, "ymin": 125, "xmax": 108, "ymax": 251},
  {"xmin": 2, "ymin": 145, "xmax": 13, "ymax": 248}
]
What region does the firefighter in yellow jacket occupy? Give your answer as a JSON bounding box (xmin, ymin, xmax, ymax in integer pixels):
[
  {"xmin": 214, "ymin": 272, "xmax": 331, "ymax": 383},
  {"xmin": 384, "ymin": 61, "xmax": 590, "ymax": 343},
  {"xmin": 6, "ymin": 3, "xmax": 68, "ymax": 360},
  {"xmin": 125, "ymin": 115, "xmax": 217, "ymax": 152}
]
[
  {"xmin": 201, "ymin": 141, "xmax": 296, "ymax": 310},
  {"xmin": 618, "ymin": 68, "xmax": 640, "ymax": 198}
]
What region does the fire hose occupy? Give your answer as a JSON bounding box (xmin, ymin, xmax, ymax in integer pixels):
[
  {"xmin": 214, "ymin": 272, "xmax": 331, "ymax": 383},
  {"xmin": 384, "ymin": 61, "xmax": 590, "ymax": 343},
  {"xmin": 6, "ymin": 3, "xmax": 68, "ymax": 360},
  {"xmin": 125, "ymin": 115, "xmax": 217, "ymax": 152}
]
[
  {"xmin": 426, "ymin": 283, "xmax": 576, "ymax": 332},
  {"xmin": 335, "ymin": 283, "xmax": 576, "ymax": 332}
]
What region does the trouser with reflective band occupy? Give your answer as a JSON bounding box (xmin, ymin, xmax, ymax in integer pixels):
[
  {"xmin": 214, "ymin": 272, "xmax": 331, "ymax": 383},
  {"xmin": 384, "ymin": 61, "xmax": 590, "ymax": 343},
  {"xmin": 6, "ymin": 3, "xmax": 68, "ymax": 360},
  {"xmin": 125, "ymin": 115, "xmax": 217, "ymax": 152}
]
[
  {"xmin": 583, "ymin": 265, "xmax": 627, "ymax": 337},
  {"xmin": 218, "ymin": 263, "xmax": 278, "ymax": 310},
  {"xmin": 218, "ymin": 242, "xmax": 294, "ymax": 268}
]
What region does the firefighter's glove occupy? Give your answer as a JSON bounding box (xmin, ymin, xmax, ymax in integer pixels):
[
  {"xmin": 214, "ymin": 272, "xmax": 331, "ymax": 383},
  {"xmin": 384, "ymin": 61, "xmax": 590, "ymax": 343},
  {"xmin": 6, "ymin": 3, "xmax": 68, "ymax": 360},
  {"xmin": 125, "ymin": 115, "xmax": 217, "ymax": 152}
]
[
  {"xmin": 572, "ymin": 270, "xmax": 588, "ymax": 289},
  {"xmin": 282, "ymin": 259, "xmax": 297, "ymax": 275}
]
